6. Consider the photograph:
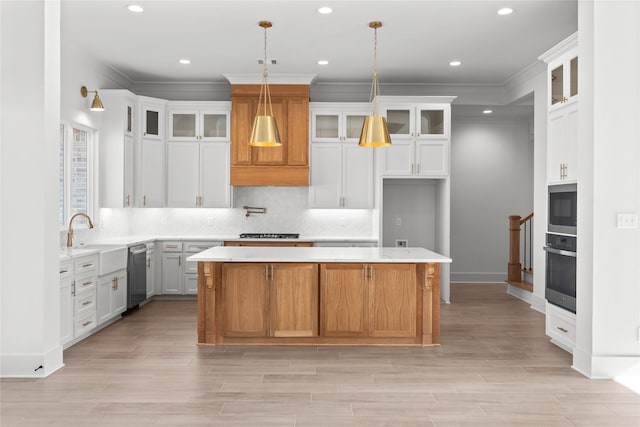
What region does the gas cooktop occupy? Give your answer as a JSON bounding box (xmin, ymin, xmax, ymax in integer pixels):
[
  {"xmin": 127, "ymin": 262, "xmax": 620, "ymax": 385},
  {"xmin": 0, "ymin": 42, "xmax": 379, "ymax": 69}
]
[{"xmin": 239, "ymin": 233, "xmax": 300, "ymax": 239}]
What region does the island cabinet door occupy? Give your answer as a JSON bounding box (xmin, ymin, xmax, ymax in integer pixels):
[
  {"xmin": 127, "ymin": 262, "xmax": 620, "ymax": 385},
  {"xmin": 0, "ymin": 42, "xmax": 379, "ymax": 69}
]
[
  {"xmin": 270, "ymin": 263, "xmax": 319, "ymax": 337},
  {"xmin": 221, "ymin": 264, "xmax": 269, "ymax": 337},
  {"xmin": 320, "ymin": 264, "xmax": 369, "ymax": 337},
  {"xmin": 369, "ymin": 264, "xmax": 418, "ymax": 337}
]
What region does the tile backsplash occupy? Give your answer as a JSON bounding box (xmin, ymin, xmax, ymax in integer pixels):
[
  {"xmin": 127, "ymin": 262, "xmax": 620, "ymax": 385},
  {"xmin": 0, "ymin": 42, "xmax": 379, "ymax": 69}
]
[{"xmin": 74, "ymin": 187, "xmax": 376, "ymax": 244}]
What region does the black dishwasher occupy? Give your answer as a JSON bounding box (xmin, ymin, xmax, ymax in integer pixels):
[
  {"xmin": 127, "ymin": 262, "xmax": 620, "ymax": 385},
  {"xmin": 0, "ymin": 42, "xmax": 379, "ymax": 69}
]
[{"xmin": 127, "ymin": 245, "xmax": 147, "ymax": 310}]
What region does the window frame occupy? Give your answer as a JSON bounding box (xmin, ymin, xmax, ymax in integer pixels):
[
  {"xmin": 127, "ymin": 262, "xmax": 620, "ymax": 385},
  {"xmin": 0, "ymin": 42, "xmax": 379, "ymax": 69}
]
[{"xmin": 59, "ymin": 122, "xmax": 98, "ymax": 229}]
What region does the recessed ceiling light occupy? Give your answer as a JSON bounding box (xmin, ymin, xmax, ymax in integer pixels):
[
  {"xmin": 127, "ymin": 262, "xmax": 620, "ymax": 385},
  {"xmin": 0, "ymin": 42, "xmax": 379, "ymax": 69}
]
[
  {"xmin": 483, "ymin": 109, "xmax": 493, "ymax": 114},
  {"xmin": 179, "ymin": 59, "xmax": 191, "ymax": 65},
  {"xmin": 127, "ymin": 4, "xmax": 144, "ymax": 13},
  {"xmin": 318, "ymin": 6, "xmax": 333, "ymax": 14},
  {"xmin": 497, "ymin": 7, "xmax": 514, "ymax": 15},
  {"xmin": 317, "ymin": 60, "xmax": 329, "ymax": 65},
  {"xmin": 449, "ymin": 60, "xmax": 462, "ymax": 67}
]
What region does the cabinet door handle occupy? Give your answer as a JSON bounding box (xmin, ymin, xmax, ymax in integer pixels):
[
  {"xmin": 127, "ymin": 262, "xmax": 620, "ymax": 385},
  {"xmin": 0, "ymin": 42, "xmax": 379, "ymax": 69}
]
[
  {"xmin": 416, "ymin": 163, "xmax": 420, "ymax": 174},
  {"xmin": 71, "ymin": 280, "xmax": 76, "ymax": 296},
  {"xmin": 265, "ymin": 265, "xmax": 269, "ymax": 281},
  {"xmin": 178, "ymin": 255, "xmax": 182, "ymax": 267},
  {"xmin": 126, "ymin": 194, "xmax": 130, "ymax": 206},
  {"xmin": 147, "ymin": 258, "xmax": 151, "ymax": 268},
  {"xmin": 112, "ymin": 277, "xmax": 116, "ymax": 290},
  {"xmin": 143, "ymin": 195, "xmax": 147, "ymax": 206}
]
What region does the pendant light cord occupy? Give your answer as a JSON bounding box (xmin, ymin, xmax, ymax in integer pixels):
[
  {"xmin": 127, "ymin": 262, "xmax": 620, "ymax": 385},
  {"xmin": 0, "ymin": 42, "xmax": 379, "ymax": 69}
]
[
  {"xmin": 258, "ymin": 23, "xmax": 274, "ymax": 117},
  {"xmin": 369, "ymin": 25, "xmax": 380, "ymax": 116}
]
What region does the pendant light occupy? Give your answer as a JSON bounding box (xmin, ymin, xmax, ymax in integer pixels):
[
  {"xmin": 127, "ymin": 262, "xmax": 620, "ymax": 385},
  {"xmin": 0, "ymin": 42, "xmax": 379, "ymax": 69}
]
[
  {"xmin": 249, "ymin": 20, "xmax": 282, "ymax": 147},
  {"xmin": 359, "ymin": 21, "xmax": 391, "ymax": 147}
]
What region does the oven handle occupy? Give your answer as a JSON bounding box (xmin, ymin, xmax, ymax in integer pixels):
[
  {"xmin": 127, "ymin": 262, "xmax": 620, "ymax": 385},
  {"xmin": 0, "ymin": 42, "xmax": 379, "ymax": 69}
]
[{"xmin": 543, "ymin": 246, "xmax": 576, "ymax": 257}]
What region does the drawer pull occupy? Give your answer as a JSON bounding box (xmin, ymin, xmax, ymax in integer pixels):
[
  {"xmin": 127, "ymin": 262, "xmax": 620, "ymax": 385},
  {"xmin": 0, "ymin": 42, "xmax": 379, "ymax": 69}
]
[
  {"xmin": 82, "ymin": 301, "xmax": 92, "ymax": 306},
  {"xmin": 166, "ymin": 245, "xmax": 178, "ymax": 249},
  {"xmin": 82, "ymin": 263, "xmax": 93, "ymax": 268},
  {"xmin": 82, "ymin": 281, "xmax": 92, "ymax": 286},
  {"xmin": 557, "ymin": 326, "xmax": 569, "ymax": 333},
  {"xmin": 82, "ymin": 320, "xmax": 93, "ymax": 327},
  {"xmin": 60, "ymin": 269, "xmax": 69, "ymax": 274}
]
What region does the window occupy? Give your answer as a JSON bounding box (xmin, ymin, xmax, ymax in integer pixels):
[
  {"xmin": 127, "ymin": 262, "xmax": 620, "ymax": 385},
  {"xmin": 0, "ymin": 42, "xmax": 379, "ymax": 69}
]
[{"xmin": 59, "ymin": 124, "xmax": 95, "ymax": 226}]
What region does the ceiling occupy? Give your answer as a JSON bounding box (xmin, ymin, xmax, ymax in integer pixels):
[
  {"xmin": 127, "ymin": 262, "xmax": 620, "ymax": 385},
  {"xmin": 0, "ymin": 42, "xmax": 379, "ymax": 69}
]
[{"xmin": 61, "ymin": 0, "xmax": 577, "ymax": 86}]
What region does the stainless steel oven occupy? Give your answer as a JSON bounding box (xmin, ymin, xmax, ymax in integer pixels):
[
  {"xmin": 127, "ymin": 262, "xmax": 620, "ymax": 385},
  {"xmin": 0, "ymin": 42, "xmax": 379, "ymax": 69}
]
[
  {"xmin": 544, "ymin": 233, "xmax": 576, "ymax": 313},
  {"xmin": 548, "ymin": 183, "xmax": 577, "ymax": 235}
]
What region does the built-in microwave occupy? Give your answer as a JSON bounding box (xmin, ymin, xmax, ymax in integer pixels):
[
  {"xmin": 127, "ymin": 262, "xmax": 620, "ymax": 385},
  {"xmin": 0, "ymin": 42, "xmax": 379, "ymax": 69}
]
[{"xmin": 548, "ymin": 183, "xmax": 577, "ymax": 235}]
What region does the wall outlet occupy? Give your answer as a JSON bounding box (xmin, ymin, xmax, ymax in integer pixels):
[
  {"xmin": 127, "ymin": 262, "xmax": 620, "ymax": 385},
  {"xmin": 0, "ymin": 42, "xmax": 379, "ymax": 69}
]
[
  {"xmin": 616, "ymin": 212, "xmax": 638, "ymax": 229},
  {"xmin": 395, "ymin": 218, "xmax": 402, "ymax": 226},
  {"xmin": 339, "ymin": 217, "xmax": 345, "ymax": 226},
  {"xmin": 207, "ymin": 217, "xmax": 214, "ymax": 226},
  {"xmin": 395, "ymin": 239, "xmax": 408, "ymax": 247},
  {"xmin": 161, "ymin": 216, "xmax": 167, "ymax": 225}
]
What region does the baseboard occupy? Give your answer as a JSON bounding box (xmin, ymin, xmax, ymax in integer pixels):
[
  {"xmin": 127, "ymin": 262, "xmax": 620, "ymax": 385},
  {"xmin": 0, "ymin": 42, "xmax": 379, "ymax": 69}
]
[
  {"xmin": 572, "ymin": 347, "xmax": 640, "ymax": 379},
  {"xmin": 1, "ymin": 345, "xmax": 63, "ymax": 378},
  {"xmin": 450, "ymin": 272, "xmax": 506, "ymax": 282}
]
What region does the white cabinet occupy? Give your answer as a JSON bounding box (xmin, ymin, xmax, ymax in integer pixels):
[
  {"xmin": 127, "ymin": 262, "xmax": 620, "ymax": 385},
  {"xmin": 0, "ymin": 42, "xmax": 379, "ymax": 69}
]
[
  {"xmin": 59, "ymin": 261, "xmax": 74, "ymax": 345},
  {"xmin": 146, "ymin": 243, "xmax": 155, "ymax": 298},
  {"xmin": 167, "ymin": 141, "xmax": 231, "ymax": 208},
  {"xmin": 97, "ymin": 269, "xmax": 127, "ymax": 325},
  {"xmin": 168, "ymin": 103, "xmax": 230, "ymax": 141},
  {"xmin": 310, "ymin": 103, "xmax": 369, "ymax": 143},
  {"xmin": 59, "ymin": 254, "xmax": 98, "ymax": 347},
  {"xmin": 309, "ymin": 142, "xmax": 373, "ymax": 208},
  {"xmin": 161, "ymin": 241, "xmax": 222, "ymax": 295},
  {"xmin": 161, "ymin": 247, "xmax": 183, "ymax": 295},
  {"xmin": 381, "ymin": 139, "xmax": 449, "ymax": 177},
  {"xmin": 183, "ymin": 241, "xmax": 223, "ymax": 295},
  {"xmin": 139, "ymin": 138, "xmax": 164, "ymax": 207},
  {"xmin": 547, "ymin": 102, "xmax": 578, "ymax": 183},
  {"xmin": 377, "ymin": 97, "xmax": 454, "ymax": 178},
  {"xmin": 545, "ymin": 301, "xmax": 576, "ymax": 353},
  {"xmin": 540, "ymin": 33, "xmax": 579, "ymax": 185},
  {"xmin": 98, "ymin": 90, "xmax": 136, "ymax": 207}
]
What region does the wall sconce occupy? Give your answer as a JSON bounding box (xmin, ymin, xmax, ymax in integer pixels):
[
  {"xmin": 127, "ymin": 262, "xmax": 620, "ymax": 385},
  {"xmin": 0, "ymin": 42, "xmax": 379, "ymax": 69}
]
[{"xmin": 80, "ymin": 86, "xmax": 105, "ymax": 111}]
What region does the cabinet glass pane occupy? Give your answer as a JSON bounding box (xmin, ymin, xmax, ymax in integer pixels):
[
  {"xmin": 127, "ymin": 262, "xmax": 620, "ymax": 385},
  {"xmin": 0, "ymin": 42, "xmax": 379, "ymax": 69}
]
[
  {"xmin": 570, "ymin": 56, "xmax": 578, "ymax": 97},
  {"xmin": 345, "ymin": 115, "xmax": 366, "ymax": 139},
  {"xmin": 551, "ymin": 65, "xmax": 564, "ymax": 105},
  {"xmin": 203, "ymin": 113, "xmax": 227, "ymax": 138},
  {"xmin": 172, "ymin": 113, "xmax": 196, "ymax": 137},
  {"xmin": 316, "ymin": 114, "xmax": 339, "ymax": 138},
  {"xmin": 146, "ymin": 110, "xmax": 159, "ymax": 136},
  {"xmin": 386, "ymin": 110, "xmax": 411, "ymax": 135},
  {"xmin": 419, "ymin": 110, "xmax": 444, "ymax": 135}
]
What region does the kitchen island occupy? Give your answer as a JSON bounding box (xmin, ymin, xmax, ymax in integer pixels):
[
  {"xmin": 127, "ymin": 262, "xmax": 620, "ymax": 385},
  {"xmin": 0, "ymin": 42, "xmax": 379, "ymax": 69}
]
[{"xmin": 188, "ymin": 246, "xmax": 451, "ymax": 346}]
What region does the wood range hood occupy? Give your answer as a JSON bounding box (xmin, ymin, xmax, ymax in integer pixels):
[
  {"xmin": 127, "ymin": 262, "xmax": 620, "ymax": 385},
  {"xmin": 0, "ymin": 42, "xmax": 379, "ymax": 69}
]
[{"xmin": 230, "ymin": 84, "xmax": 310, "ymax": 186}]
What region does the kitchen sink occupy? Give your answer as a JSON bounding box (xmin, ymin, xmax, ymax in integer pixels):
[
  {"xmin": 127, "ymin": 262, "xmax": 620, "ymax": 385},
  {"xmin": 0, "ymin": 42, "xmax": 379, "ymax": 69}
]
[{"xmin": 77, "ymin": 245, "xmax": 128, "ymax": 275}]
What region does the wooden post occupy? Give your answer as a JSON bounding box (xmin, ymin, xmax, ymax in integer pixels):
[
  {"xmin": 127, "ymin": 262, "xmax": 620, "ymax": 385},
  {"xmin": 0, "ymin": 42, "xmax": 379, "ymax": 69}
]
[{"xmin": 508, "ymin": 215, "xmax": 522, "ymax": 283}]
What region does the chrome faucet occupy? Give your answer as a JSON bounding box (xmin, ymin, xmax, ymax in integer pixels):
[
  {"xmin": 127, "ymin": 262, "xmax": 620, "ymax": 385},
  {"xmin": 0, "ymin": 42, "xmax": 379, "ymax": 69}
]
[{"xmin": 66, "ymin": 212, "xmax": 94, "ymax": 247}]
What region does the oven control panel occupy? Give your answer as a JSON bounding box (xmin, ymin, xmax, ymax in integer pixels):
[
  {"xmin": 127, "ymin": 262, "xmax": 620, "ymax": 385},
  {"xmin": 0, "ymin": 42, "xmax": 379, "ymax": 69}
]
[{"xmin": 546, "ymin": 233, "xmax": 576, "ymax": 251}]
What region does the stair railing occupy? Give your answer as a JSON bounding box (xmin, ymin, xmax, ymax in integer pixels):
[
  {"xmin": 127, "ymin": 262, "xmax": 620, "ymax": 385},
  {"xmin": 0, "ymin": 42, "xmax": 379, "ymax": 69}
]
[{"xmin": 508, "ymin": 212, "xmax": 534, "ymax": 286}]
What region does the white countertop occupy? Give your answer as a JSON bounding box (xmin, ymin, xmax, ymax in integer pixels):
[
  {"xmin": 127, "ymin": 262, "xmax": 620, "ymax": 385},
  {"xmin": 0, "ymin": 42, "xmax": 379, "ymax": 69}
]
[
  {"xmin": 81, "ymin": 235, "xmax": 377, "ymax": 246},
  {"xmin": 187, "ymin": 246, "xmax": 451, "ymax": 263}
]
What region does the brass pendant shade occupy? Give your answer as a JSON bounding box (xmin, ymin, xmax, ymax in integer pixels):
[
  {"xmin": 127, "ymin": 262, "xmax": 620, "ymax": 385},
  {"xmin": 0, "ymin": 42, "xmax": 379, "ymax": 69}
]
[
  {"xmin": 359, "ymin": 116, "xmax": 392, "ymax": 147},
  {"xmin": 249, "ymin": 115, "xmax": 281, "ymax": 147},
  {"xmin": 359, "ymin": 21, "xmax": 391, "ymax": 147},
  {"xmin": 249, "ymin": 21, "xmax": 282, "ymax": 147}
]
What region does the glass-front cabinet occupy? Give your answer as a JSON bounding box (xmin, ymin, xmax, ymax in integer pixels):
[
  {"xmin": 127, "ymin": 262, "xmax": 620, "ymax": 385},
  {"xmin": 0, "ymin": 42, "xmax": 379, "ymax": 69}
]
[
  {"xmin": 310, "ymin": 103, "xmax": 370, "ymax": 143},
  {"xmin": 168, "ymin": 104, "xmax": 230, "ymax": 141},
  {"xmin": 382, "ymin": 105, "xmax": 449, "ymax": 139},
  {"xmin": 539, "ymin": 33, "xmax": 578, "ymax": 109}
]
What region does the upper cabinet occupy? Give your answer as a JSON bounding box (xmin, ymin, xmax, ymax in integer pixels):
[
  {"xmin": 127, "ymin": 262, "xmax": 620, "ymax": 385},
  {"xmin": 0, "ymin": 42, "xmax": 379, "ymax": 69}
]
[
  {"xmin": 540, "ymin": 32, "xmax": 579, "ymax": 184},
  {"xmin": 141, "ymin": 101, "xmax": 164, "ymax": 140},
  {"xmin": 377, "ymin": 96, "xmax": 455, "ymax": 178},
  {"xmin": 230, "ymin": 84, "xmax": 310, "ymax": 186},
  {"xmin": 539, "ymin": 32, "xmax": 578, "ymax": 110},
  {"xmin": 98, "ymin": 90, "xmax": 137, "ymax": 208},
  {"xmin": 310, "ymin": 103, "xmax": 369, "ymax": 143},
  {"xmin": 139, "ymin": 97, "xmax": 167, "ymax": 207},
  {"xmin": 168, "ymin": 103, "xmax": 230, "ymax": 141}
]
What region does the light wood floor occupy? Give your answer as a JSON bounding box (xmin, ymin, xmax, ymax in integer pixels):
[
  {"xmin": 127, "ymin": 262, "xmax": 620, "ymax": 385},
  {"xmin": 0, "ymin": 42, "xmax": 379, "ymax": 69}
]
[{"xmin": 2, "ymin": 283, "xmax": 639, "ymax": 426}]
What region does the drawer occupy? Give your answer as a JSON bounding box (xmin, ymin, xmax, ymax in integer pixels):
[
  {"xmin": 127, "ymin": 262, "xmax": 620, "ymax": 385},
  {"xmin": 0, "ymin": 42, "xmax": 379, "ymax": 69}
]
[
  {"xmin": 59, "ymin": 262, "xmax": 73, "ymax": 280},
  {"xmin": 74, "ymin": 256, "xmax": 98, "ymax": 275},
  {"xmin": 75, "ymin": 290, "xmax": 96, "ymax": 317},
  {"xmin": 183, "ymin": 241, "xmax": 222, "ymax": 253},
  {"xmin": 75, "ymin": 273, "xmax": 97, "ymax": 294},
  {"xmin": 146, "ymin": 242, "xmax": 155, "ymax": 252},
  {"xmin": 74, "ymin": 312, "xmax": 97, "ymax": 337},
  {"xmin": 162, "ymin": 242, "xmax": 183, "ymax": 252},
  {"xmin": 185, "ymin": 259, "xmax": 198, "ymax": 274},
  {"xmin": 546, "ymin": 302, "xmax": 576, "ymax": 348}
]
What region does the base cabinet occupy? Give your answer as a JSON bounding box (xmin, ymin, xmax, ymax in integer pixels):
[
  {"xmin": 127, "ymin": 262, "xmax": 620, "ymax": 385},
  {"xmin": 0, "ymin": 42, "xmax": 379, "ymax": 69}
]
[
  {"xmin": 320, "ymin": 263, "xmax": 416, "ymax": 338},
  {"xmin": 221, "ymin": 263, "xmax": 318, "ymax": 338},
  {"xmin": 60, "ymin": 254, "xmax": 99, "ymax": 348},
  {"xmin": 545, "ymin": 301, "xmax": 576, "ymax": 353},
  {"xmin": 97, "ymin": 269, "xmax": 127, "ymax": 325},
  {"xmin": 199, "ymin": 261, "xmax": 439, "ymax": 346}
]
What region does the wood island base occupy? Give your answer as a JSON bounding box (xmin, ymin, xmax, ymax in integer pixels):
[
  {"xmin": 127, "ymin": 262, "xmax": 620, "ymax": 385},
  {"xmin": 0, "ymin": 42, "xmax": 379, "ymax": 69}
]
[{"xmin": 197, "ymin": 261, "xmax": 441, "ymax": 346}]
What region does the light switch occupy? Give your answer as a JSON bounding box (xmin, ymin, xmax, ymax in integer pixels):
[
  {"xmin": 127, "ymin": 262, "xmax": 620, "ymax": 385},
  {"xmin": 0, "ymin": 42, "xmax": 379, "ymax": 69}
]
[{"xmin": 616, "ymin": 213, "xmax": 638, "ymax": 229}]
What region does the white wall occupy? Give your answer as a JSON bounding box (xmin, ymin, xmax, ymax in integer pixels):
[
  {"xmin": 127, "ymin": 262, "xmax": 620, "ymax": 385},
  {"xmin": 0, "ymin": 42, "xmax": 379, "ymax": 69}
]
[
  {"xmin": 1, "ymin": 1, "xmax": 62, "ymax": 377},
  {"xmin": 449, "ymin": 111, "xmax": 534, "ymax": 283},
  {"xmin": 574, "ymin": 0, "xmax": 640, "ymax": 379}
]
